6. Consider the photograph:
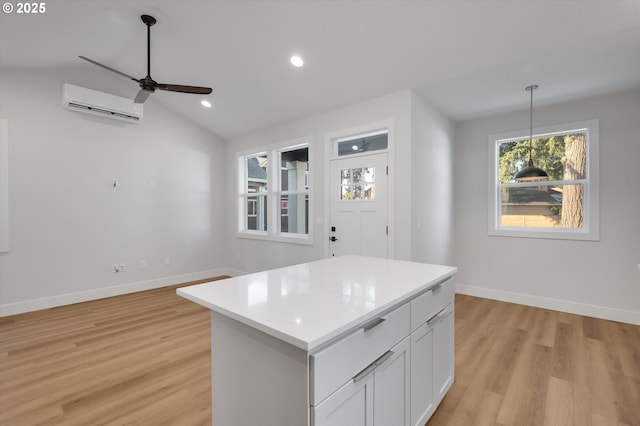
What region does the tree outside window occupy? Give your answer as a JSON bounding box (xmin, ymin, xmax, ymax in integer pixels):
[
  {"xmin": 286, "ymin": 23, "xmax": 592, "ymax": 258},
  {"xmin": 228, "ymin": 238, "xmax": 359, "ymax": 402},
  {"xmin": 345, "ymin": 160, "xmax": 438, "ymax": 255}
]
[
  {"xmin": 489, "ymin": 119, "xmax": 599, "ymax": 241},
  {"xmin": 498, "ymin": 132, "xmax": 586, "ymax": 228}
]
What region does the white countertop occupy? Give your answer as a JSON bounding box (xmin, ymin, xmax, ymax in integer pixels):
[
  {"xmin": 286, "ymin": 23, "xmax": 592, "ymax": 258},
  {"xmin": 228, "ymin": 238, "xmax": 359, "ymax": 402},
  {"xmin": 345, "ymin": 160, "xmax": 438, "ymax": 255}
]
[{"xmin": 177, "ymin": 255, "xmax": 457, "ymax": 351}]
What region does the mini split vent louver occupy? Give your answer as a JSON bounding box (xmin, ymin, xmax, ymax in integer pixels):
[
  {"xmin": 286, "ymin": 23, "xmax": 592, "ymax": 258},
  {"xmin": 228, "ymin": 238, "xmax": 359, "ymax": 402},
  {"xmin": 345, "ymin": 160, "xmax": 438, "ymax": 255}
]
[{"xmin": 62, "ymin": 83, "xmax": 143, "ymax": 123}]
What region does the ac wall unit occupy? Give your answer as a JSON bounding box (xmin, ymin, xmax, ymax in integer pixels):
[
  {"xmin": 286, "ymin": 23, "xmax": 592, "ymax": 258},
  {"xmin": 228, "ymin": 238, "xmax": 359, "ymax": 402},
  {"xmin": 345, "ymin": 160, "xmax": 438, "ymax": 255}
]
[{"xmin": 62, "ymin": 83, "xmax": 143, "ymax": 123}]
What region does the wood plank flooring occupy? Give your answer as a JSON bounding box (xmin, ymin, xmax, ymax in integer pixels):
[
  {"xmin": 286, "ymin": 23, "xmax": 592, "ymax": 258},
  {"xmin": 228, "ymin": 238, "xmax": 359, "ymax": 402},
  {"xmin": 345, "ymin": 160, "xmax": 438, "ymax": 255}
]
[
  {"xmin": 1, "ymin": 283, "xmax": 639, "ymax": 425},
  {"xmin": 428, "ymin": 295, "xmax": 640, "ymax": 426}
]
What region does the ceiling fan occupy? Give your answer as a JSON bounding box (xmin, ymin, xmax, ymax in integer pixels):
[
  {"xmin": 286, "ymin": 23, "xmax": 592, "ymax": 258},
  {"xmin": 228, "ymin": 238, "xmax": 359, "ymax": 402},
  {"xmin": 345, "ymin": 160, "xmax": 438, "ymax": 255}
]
[{"xmin": 79, "ymin": 14, "xmax": 213, "ymax": 104}]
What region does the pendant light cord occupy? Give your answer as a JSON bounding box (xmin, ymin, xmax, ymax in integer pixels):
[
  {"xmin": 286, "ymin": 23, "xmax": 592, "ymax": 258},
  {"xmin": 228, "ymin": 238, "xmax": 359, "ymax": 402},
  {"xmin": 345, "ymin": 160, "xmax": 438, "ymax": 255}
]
[{"xmin": 526, "ymin": 85, "xmax": 538, "ymax": 167}]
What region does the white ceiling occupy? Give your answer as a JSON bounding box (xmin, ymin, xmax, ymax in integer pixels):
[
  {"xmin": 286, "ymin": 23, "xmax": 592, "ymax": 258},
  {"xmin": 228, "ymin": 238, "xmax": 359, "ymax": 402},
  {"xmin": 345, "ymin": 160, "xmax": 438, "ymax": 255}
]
[{"xmin": 2, "ymin": 1, "xmax": 639, "ymax": 140}]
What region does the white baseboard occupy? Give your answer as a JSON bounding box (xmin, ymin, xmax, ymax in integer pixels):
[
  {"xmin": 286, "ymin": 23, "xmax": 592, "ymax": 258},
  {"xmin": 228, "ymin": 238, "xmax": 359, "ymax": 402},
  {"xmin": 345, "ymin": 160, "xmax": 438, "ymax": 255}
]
[
  {"xmin": 456, "ymin": 283, "xmax": 640, "ymax": 326},
  {"xmin": 0, "ymin": 268, "xmax": 230, "ymax": 317},
  {"xmin": 225, "ymin": 268, "xmax": 248, "ymax": 277}
]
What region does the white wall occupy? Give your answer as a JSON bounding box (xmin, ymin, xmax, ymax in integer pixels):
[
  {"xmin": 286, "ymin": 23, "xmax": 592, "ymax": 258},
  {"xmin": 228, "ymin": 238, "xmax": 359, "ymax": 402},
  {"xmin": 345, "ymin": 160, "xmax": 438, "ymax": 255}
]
[
  {"xmin": 410, "ymin": 92, "xmax": 455, "ymax": 266},
  {"xmin": 0, "ymin": 69, "xmax": 227, "ymax": 315},
  {"xmin": 455, "ymin": 89, "xmax": 640, "ymax": 324},
  {"xmin": 225, "ymin": 90, "xmax": 414, "ymax": 273}
]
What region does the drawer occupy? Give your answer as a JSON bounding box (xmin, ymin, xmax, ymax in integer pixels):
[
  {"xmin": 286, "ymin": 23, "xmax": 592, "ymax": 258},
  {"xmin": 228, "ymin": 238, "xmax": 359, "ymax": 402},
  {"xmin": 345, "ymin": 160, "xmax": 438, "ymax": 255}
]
[
  {"xmin": 410, "ymin": 276, "xmax": 455, "ymax": 332},
  {"xmin": 310, "ymin": 302, "xmax": 410, "ymax": 406}
]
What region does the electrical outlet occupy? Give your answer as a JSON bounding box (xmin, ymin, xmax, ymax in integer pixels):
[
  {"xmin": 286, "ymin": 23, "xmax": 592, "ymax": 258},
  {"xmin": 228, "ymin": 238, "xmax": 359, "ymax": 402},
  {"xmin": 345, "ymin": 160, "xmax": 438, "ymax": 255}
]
[
  {"xmin": 112, "ymin": 264, "xmax": 119, "ymax": 273},
  {"xmin": 119, "ymin": 263, "xmax": 126, "ymax": 272},
  {"xmin": 140, "ymin": 260, "xmax": 147, "ymax": 269}
]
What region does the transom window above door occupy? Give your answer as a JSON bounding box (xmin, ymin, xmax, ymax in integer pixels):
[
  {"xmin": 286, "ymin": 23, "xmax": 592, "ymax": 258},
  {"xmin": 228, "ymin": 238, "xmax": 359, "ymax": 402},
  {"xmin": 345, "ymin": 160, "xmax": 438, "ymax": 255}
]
[{"xmin": 334, "ymin": 129, "xmax": 388, "ymax": 157}]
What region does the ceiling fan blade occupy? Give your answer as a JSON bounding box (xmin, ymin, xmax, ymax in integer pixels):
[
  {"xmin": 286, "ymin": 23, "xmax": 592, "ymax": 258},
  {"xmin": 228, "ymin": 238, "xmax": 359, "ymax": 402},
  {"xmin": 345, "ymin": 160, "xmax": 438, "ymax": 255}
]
[
  {"xmin": 155, "ymin": 84, "xmax": 213, "ymax": 95},
  {"xmin": 79, "ymin": 56, "xmax": 139, "ymax": 82},
  {"xmin": 134, "ymin": 89, "xmax": 153, "ymax": 104}
]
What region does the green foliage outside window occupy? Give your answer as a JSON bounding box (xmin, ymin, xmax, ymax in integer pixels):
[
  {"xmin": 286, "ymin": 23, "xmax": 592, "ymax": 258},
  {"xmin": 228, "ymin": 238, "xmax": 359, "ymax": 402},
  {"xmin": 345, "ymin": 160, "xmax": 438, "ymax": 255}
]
[{"xmin": 498, "ymin": 135, "xmax": 581, "ymax": 183}]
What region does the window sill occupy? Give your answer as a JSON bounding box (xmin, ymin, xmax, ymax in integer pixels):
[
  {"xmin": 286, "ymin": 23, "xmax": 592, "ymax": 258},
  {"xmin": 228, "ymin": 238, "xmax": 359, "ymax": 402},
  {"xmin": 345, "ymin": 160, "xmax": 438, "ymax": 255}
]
[
  {"xmin": 236, "ymin": 231, "xmax": 313, "ymax": 245},
  {"xmin": 489, "ymin": 227, "xmax": 599, "ymax": 241}
]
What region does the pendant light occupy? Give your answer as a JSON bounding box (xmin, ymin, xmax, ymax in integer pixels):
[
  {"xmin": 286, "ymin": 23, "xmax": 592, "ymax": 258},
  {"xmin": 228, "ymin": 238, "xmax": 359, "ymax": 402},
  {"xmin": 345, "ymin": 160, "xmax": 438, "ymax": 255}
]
[{"xmin": 514, "ymin": 85, "xmax": 549, "ymax": 182}]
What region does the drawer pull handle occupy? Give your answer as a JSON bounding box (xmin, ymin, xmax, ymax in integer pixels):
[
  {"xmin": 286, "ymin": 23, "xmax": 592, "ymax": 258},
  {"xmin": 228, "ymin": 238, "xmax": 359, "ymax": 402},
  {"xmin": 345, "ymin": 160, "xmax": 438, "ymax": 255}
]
[
  {"xmin": 427, "ymin": 308, "xmax": 448, "ymax": 325},
  {"xmin": 374, "ymin": 350, "xmax": 394, "ymax": 368},
  {"xmin": 352, "ymin": 350, "xmax": 395, "ymax": 382},
  {"xmin": 362, "ymin": 317, "xmax": 386, "ymax": 332},
  {"xmin": 430, "ymin": 276, "xmax": 450, "ymax": 292},
  {"xmin": 352, "ymin": 361, "xmax": 377, "ymax": 382}
]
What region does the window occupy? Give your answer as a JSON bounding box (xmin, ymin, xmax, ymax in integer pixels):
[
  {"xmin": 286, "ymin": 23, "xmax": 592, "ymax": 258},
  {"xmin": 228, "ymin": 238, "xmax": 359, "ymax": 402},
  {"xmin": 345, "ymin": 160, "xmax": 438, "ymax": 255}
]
[
  {"xmin": 243, "ymin": 153, "xmax": 268, "ymax": 232},
  {"xmin": 488, "ymin": 119, "xmax": 599, "ymax": 240},
  {"xmin": 334, "ymin": 129, "xmax": 388, "ymax": 157},
  {"xmin": 278, "ymin": 146, "xmax": 309, "ymax": 235},
  {"xmin": 238, "ymin": 140, "xmax": 310, "ymax": 243},
  {"xmin": 340, "ymin": 167, "xmax": 377, "ymax": 200}
]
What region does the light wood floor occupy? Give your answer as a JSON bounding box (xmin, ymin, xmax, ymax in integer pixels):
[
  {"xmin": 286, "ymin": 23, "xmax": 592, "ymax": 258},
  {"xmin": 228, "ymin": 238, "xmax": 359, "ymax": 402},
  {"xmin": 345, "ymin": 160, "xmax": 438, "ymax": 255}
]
[{"xmin": 1, "ymin": 282, "xmax": 639, "ymax": 426}]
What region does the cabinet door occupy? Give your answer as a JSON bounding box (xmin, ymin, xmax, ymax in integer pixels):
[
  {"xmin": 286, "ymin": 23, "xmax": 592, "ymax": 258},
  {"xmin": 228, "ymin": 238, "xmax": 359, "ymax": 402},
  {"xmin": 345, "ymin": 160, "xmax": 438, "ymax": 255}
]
[
  {"xmin": 433, "ymin": 303, "xmax": 454, "ymax": 403},
  {"xmin": 374, "ymin": 336, "xmax": 410, "ymax": 426},
  {"xmin": 410, "ymin": 322, "xmax": 435, "ymax": 426},
  {"xmin": 312, "ymin": 372, "xmax": 374, "ymax": 426}
]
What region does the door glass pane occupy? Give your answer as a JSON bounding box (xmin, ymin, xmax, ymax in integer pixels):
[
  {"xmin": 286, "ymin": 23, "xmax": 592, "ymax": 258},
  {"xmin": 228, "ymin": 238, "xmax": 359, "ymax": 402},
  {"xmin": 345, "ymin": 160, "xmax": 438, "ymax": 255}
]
[
  {"xmin": 353, "ymin": 184, "xmax": 363, "ymax": 199},
  {"xmin": 351, "ymin": 168, "xmax": 362, "ymax": 184},
  {"xmin": 363, "ymin": 167, "xmax": 375, "ymax": 183},
  {"xmin": 340, "ymin": 167, "xmax": 376, "ymax": 200},
  {"xmin": 341, "ymin": 169, "xmax": 351, "ymax": 184},
  {"xmin": 363, "ymin": 183, "xmax": 375, "ymax": 200},
  {"xmin": 341, "ymin": 185, "xmax": 352, "ymax": 200}
]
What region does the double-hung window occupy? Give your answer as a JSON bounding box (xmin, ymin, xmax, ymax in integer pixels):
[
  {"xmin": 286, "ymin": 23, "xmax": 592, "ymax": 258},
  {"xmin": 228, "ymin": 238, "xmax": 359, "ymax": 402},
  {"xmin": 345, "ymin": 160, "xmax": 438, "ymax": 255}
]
[
  {"xmin": 238, "ymin": 140, "xmax": 310, "ymax": 243},
  {"xmin": 488, "ymin": 119, "xmax": 599, "ymax": 240}
]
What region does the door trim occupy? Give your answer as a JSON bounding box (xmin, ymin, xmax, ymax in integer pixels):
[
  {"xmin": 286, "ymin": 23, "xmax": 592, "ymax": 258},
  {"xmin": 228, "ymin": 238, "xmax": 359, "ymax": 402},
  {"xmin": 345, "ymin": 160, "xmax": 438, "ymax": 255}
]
[{"xmin": 324, "ymin": 119, "xmax": 395, "ymax": 259}]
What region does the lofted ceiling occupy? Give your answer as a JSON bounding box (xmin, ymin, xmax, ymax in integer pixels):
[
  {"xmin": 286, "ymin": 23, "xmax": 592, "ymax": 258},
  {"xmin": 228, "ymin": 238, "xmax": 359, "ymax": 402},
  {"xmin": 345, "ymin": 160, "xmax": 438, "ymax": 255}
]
[{"xmin": 1, "ymin": 1, "xmax": 639, "ymax": 140}]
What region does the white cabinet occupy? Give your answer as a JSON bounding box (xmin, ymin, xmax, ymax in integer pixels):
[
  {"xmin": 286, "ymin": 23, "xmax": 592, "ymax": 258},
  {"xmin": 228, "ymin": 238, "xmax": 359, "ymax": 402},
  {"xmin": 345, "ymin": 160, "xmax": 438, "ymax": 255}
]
[
  {"xmin": 373, "ymin": 336, "xmax": 411, "ymax": 426},
  {"xmin": 312, "ymin": 277, "xmax": 455, "ymax": 426},
  {"xmin": 312, "ymin": 371, "xmax": 374, "ymax": 426},
  {"xmin": 410, "ymin": 277, "xmax": 455, "ymax": 426},
  {"xmin": 311, "ymin": 304, "xmax": 411, "ymax": 406},
  {"xmin": 178, "ymin": 256, "xmax": 457, "ymax": 426},
  {"xmin": 313, "ymin": 336, "xmax": 411, "ymax": 426},
  {"xmin": 433, "ymin": 304, "xmax": 454, "ymax": 403},
  {"xmin": 410, "ymin": 321, "xmax": 435, "ymax": 426}
]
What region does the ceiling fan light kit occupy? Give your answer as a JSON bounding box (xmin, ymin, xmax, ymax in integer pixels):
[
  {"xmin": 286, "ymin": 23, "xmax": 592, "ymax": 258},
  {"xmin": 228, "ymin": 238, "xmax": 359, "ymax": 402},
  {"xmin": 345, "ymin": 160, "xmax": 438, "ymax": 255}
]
[{"xmin": 79, "ymin": 14, "xmax": 213, "ymax": 105}]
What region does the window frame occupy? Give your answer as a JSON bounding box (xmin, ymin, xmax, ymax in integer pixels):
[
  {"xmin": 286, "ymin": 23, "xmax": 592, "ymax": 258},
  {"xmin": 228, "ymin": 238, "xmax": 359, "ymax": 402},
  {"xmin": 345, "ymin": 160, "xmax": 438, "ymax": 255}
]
[
  {"xmin": 332, "ymin": 128, "xmax": 389, "ymax": 158},
  {"xmin": 237, "ymin": 138, "xmax": 312, "ymax": 244},
  {"xmin": 488, "ymin": 119, "xmax": 599, "ymax": 241}
]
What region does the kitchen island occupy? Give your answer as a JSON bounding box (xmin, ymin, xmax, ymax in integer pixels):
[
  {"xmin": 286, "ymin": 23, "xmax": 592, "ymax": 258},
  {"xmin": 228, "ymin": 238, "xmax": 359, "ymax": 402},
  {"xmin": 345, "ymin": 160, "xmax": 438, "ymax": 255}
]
[{"xmin": 178, "ymin": 255, "xmax": 457, "ymax": 426}]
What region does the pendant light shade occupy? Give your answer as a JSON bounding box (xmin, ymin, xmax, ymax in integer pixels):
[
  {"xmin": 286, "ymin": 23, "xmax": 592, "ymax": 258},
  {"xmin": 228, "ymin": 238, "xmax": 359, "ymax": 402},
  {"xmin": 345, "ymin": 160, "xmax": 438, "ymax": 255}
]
[{"xmin": 514, "ymin": 85, "xmax": 549, "ymax": 182}]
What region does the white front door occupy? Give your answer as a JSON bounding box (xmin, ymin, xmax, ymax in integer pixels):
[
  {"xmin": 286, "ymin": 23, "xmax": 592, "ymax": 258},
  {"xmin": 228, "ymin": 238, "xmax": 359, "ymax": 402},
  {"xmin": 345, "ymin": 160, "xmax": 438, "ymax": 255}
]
[{"xmin": 329, "ymin": 153, "xmax": 388, "ymax": 258}]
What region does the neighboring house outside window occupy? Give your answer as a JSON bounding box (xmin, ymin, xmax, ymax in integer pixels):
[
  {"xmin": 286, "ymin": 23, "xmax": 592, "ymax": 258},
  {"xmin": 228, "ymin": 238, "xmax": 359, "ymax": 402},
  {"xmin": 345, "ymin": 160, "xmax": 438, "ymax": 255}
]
[
  {"xmin": 245, "ymin": 154, "xmax": 268, "ymax": 232},
  {"xmin": 488, "ymin": 119, "xmax": 599, "ymax": 241},
  {"xmin": 238, "ymin": 140, "xmax": 311, "ymax": 243}
]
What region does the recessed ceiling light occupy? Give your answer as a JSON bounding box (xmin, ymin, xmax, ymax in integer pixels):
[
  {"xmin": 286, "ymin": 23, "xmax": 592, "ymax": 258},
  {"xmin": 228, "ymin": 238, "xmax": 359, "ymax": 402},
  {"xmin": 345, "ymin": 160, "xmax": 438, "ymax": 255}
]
[
  {"xmin": 290, "ymin": 56, "xmax": 304, "ymax": 67},
  {"xmin": 201, "ymin": 100, "xmax": 212, "ymax": 108}
]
